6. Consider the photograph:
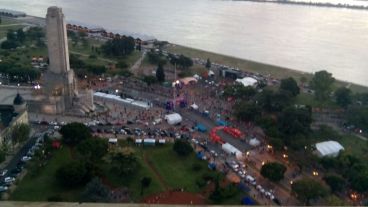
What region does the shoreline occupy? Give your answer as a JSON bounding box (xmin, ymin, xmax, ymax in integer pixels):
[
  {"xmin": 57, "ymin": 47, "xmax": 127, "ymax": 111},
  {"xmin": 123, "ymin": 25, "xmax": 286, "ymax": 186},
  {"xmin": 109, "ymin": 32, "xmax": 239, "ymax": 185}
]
[
  {"xmin": 233, "ymin": 0, "xmax": 368, "ymax": 11},
  {"xmin": 166, "ymin": 44, "xmax": 368, "ymax": 93},
  {"xmin": 8, "ymin": 14, "xmax": 368, "ymax": 92}
]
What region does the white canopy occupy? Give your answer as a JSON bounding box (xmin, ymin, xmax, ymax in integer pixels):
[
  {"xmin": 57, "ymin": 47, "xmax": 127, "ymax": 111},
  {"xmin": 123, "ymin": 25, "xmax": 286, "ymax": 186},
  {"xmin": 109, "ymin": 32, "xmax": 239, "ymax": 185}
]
[
  {"xmin": 193, "ymin": 74, "xmax": 200, "ymax": 79},
  {"xmin": 222, "ymin": 143, "xmax": 243, "ymax": 160},
  {"xmin": 164, "ymin": 113, "xmax": 182, "ymax": 125},
  {"xmin": 208, "ymin": 70, "xmax": 215, "ymax": 76},
  {"xmin": 315, "ymin": 140, "xmax": 344, "ymax": 157},
  {"xmin": 249, "ymin": 138, "xmax": 261, "ymax": 147},
  {"xmin": 235, "ymin": 77, "xmax": 258, "ymax": 87},
  {"xmin": 180, "ymin": 77, "xmax": 198, "ymax": 85},
  {"xmin": 108, "ymin": 138, "xmax": 118, "ymax": 144},
  {"xmin": 190, "ymin": 103, "xmax": 199, "ymax": 110}
]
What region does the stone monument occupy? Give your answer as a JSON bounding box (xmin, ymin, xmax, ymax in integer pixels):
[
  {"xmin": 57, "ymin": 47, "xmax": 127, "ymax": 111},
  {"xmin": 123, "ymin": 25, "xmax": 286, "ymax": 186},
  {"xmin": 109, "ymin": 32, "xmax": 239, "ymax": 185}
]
[{"xmin": 41, "ymin": 6, "xmax": 78, "ymax": 114}]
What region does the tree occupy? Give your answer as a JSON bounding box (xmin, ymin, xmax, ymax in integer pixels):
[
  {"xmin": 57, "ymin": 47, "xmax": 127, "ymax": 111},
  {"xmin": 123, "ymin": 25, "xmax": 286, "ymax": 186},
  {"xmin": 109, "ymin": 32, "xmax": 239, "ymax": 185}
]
[
  {"xmin": 156, "ymin": 63, "xmax": 165, "ymax": 82},
  {"xmin": 16, "ymin": 28, "xmax": 26, "ymax": 43},
  {"xmin": 310, "ymin": 70, "xmax": 335, "ymax": 100},
  {"xmin": 323, "ymin": 174, "xmax": 346, "ymax": 193},
  {"xmin": 109, "ymin": 147, "xmax": 139, "ymax": 177},
  {"xmin": 334, "ymin": 87, "xmax": 352, "ymax": 108},
  {"xmin": 101, "ymin": 36, "xmax": 135, "ymax": 57},
  {"xmin": 347, "ymin": 106, "xmax": 368, "ymax": 131},
  {"xmin": 256, "ymin": 89, "xmax": 292, "ymax": 112},
  {"xmin": 1, "ymin": 40, "xmax": 18, "ymax": 49},
  {"xmin": 6, "ymin": 29, "xmax": 16, "ymax": 41},
  {"xmin": 278, "ymin": 106, "xmax": 312, "ymax": 138},
  {"xmin": 292, "ymin": 178, "xmax": 328, "ymax": 205},
  {"xmin": 60, "ymin": 123, "xmax": 91, "ymax": 146},
  {"xmin": 205, "ymin": 58, "xmax": 211, "ymax": 69},
  {"xmin": 140, "ymin": 177, "xmax": 152, "ymax": 195},
  {"xmin": 11, "ymin": 124, "xmax": 31, "ymax": 144},
  {"xmin": 223, "ymin": 84, "xmax": 256, "ymax": 100},
  {"xmin": 300, "ymin": 76, "xmax": 307, "ymax": 87},
  {"xmin": 56, "ymin": 160, "xmax": 91, "ymax": 187},
  {"xmin": 173, "ymin": 140, "xmax": 193, "ymax": 157},
  {"xmin": 77, "ymin": 138, "xmax": 108, "ymax": 162},
  {"xmin": 323, "ymin": 195, "xmax": 345, "ymax": 206},
  {"xmin": 234, "ymin": 101, "xmax": 261, "ymax": 122},
  {"xmin": 142, "ymin": 75, "xmax": 157, "ymax": 86},
  {"xmin": 260, "ymin": 162, "xmax": 286, "ymax": 182},
  {"xmin": 80, "ymin": 177, "xmax": 111, "ymax": 202},
  {"xmin": 350, "ymin": 171, "xmax": 368, "ymax": 193},
  {"xmin": 116, "ymin": 60, "xmax": 128, "ymax": 69},
  {"xmin": 280, "ymin": 77, "xmax": 300, "ymax": 97}
]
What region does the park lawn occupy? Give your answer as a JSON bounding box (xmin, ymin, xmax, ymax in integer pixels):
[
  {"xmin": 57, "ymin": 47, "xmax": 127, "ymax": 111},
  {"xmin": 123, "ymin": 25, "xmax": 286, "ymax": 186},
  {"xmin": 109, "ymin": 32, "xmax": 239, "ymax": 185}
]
[
  {"xmin": 295, "ymin": 93, "xmax": 339, "ymax": 108},
  {"xmin": 166, "ymin": 44, "xmax": 368, "ymax": 93},
  {"xmin": 144, "ymin": 144, "xmax": 211, "ymax": 193},
  {"xmin": 10, "ymin": 147, "xmax": 82, "ymax": 201},
  {"xmin": 101, "ymin": 147, "xmax": 165, "ymax": 201},
  {"xmin": 337, "ymin": 134, "xmax": 368, "ymax": 160}
]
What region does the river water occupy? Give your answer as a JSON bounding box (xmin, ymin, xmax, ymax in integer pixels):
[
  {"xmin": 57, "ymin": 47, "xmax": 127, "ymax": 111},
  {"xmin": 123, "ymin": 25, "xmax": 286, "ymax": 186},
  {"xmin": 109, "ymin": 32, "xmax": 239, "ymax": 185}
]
[{"xmin": 1, "ymin": 0, "xmax": 368, "ymax": 86}]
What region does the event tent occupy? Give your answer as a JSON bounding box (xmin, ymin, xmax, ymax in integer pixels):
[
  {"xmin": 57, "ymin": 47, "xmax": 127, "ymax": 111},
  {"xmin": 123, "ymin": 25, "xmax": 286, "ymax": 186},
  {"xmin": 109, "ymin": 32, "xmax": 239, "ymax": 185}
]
[
  {"xmin": 249, "ymin": 138, "xmax": 261, "ymax": 147},
  {"xmin": 315, "ymin": 140, "xmax": 344, "ymax": 157},
  {"xmin": 164, "ymin": 113, "xmax": 182, "ymax": 125},
  {"xmin": 180, "ymin": 77, "xmax": 198, "ymax": 85},
  {"xmin": 235, "ymin": 77, "xmax": 258, "ymax": 87},
  {"xmin": 190, "ymin": 103, "xmax": 199, "ymax": 110}
]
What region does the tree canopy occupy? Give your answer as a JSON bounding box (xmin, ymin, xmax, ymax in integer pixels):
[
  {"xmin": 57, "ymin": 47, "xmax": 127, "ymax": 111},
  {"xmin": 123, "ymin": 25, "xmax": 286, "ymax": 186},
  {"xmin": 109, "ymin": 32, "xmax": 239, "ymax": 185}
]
[
  {"xmin": 11, "ymin": 124, "xmax": 30, "ymax": 144},
  {"xmin": 173, "ymin": 140, "xmax": 193, "ymax": 157},
  {"xmin": 56, "ymin": 160, "xmax": 91, "ymax": 187},
  {"xmin": 80, "ymin": 177, "xmax": 111, "ymax": 202},
  {"xmin": 109, "ymin": 147, "xmax": 139, "ymax": 177},
  {"xmin": 280, "ymin": 77, "xmax": 300, "ymax": 97},
  {"xmin": 101, "ymin": 36, "xmax": 135, "ymax": 57},
  {"xmin": 60, "ymin": 123, "xmax": 92, "ymax": 146},
  {"xmin": 156, "ymin": 63, "xmax": 165, "ymax": 82},
  {"xmin": 334, "ymin": 87, "xmax": 352, "ymax": 108},
  {"xmin": 292, "ymin": 178, "xmax": 328, "ymax": 205},
  {"xmin": 260, "ymin": 162, "xmax": 287, "ymax": 182},
  {"xmin": 77, "ymin": 138, "xmax": 108, "ymax": 162},
  {"xmin": 310, "ymin": 70, "xmax": 335, "ymax": 100}
]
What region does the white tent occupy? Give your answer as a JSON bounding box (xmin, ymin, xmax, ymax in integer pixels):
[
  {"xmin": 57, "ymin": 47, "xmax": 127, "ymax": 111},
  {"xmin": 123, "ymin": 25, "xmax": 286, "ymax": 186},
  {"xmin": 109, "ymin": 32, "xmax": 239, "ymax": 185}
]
[
  {"xmin": 235, "ymin": 77, "xmax": 258, "ymax": 87},
  {"xmin": 193, "ymin": 74, "xmax": 200, "ymax": 79},
  {"xmin": 164, "ymin": 113, "xmax": 182, "ymax": 125},
  {"xmin": 222, "ymin": 143, "xmax": 243, "ymax": 160},
  {"xmin": 315, "ymin": 140, "xmax": 344, "ymax": 157},
  {"xmin": 190, "ymin": 103, "xmax": 199, "ymax": 110},
  {"xmin": 208, "ymin": 70, "xmax": 215, "ymax": 76},
  {"xmin": 180, "ymin": 77, "xmax": 198, "ymax": 85},
  {"xmin": 249, "ymin": 138, "xmax": 261, "ymax": 147},
  {"xmin": 108, "ymin": 138, "xmax": 118, "ymax": 144}
]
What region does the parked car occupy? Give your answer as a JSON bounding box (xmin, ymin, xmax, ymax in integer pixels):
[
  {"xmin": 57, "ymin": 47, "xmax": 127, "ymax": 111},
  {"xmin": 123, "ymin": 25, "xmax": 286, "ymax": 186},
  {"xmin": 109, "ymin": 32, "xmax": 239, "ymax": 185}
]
[
  {"xmin": 21, "ymin": 156, "xmax": 32, "ymax": 162},
  {"xmin": 0, "ymin": 185, "xmax": 8, "ymax": 192},
  {"xmin": 4, "ymin": 177, "xmax": 15, "ymax": 184},
  {"xmin": 0, "ymin": 170, "xmax": 8, "ymax": 177}
]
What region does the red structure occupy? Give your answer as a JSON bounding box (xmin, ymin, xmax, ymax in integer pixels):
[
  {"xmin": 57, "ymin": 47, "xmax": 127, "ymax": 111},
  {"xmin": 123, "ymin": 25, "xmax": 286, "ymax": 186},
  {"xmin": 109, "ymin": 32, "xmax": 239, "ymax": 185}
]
[{"xmin": 223, "ymin": 127, "xmax": 243, "ymax": 138}]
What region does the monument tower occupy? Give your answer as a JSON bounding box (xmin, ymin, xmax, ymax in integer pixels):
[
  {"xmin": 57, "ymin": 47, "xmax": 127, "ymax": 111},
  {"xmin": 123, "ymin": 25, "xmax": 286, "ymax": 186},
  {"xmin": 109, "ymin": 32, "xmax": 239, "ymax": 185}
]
[{"xmin": 43, "ymin": 6, "xmax": 77, "ymax": 114}]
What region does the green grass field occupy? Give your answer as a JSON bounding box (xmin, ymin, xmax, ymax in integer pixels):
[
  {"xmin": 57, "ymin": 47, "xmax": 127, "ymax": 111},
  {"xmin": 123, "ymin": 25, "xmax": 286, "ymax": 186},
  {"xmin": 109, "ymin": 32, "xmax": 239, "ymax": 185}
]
[
  {"xmin": 10, "ymin": 147, "xmax": 83, "ymax": 201},
  {"xmin": 12, "ymin": 143, "xmax": 225, "ymax": 203},
  {"xmin": 142, "ymin": 144, "xmax": 211, "ymax": 193}
]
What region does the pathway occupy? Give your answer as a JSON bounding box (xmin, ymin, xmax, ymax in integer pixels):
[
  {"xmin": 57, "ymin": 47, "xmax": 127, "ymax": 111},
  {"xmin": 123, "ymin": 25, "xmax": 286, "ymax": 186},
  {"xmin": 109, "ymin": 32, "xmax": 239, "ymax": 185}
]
[
  {"xmin": 130, "ymin": 50, "xmax": 146, "ymax": 75},
  {"xmin": 142, "ymin": 152, "xmax": 169, "ymax": 190},
  {"xmin": 69, "ymin": 51, "xmax": 116, "ymax": 63}
]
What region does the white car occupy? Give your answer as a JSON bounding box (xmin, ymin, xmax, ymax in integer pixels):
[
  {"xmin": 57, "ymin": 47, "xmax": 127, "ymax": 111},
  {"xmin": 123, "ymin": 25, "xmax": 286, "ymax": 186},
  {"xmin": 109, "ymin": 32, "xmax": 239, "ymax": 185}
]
[
  {"xmin": 4, "ymin": 177, "xmax": 15, "ymax": 183},
  {"xmin": 0, "ymin": 186, "xmax": 8, "ymax": 192},
  {"xmin": 21, "ymin": 156, "xmax": 32, "ymax": 162},
  {"xmin": 0, "ymin": 170, "xmax": 8, "ymax": 177}
]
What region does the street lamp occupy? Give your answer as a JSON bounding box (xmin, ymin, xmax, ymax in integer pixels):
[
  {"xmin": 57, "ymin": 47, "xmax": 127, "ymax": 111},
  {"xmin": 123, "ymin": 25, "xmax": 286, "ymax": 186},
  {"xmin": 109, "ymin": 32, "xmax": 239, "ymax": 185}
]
[{"xmin": 312, "ymin": 171, "xmax": 319, "ymax": 176}]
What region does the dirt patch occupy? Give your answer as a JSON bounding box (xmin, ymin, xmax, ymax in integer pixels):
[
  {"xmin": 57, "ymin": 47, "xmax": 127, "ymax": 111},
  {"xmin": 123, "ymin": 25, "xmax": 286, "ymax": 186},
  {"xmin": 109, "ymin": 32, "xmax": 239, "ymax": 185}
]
[{"xmin": 143, "ymin": 190, "xmax": 207, "ymax": 205}]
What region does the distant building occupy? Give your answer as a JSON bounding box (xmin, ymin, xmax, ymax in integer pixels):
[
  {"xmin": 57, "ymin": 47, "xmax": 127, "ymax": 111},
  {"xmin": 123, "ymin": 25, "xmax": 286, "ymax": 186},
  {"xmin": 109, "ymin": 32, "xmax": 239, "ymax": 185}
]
[
  {"xmin": 0, "ymin": 93, "xmax": 29, "ymax": 145},
  {"xmin": 0, "ymin": 9, "xmax": 26, "ymax": 17}
]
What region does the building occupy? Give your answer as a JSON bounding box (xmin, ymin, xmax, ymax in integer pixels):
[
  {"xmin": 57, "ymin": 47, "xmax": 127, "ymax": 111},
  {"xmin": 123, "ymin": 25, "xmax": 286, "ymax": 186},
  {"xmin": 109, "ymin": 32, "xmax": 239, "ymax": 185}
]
[
  {"xmin": 0, "ymin": 93, "xmax": 29, "ymax": 145},
  {"xmin": 41, "ymin": 6, "xmax": 78, "ymax": 114}
]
